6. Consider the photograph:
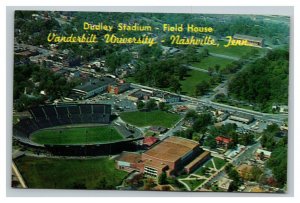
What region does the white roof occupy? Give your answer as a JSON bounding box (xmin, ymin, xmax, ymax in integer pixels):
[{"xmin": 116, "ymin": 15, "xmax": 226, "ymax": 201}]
[{"xmin": 256, "ymin": 149, "xmax": 272, "ymax": 156}]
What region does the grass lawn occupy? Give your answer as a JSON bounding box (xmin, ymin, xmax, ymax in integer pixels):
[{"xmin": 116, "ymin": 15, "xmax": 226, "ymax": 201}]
[
  {"xmin": 195, "ymin": 166, "xmax": 210, "ymax": 177},
  {"xmin": 192, "ymin": 56, "xmax": 234, "ymax": 70},
  {"xmin": 120, "ymin": 110, "xmax": 181, "ymax": 128},
  {"xmin": 179, "ymin": 70, "xmax": 211, "ymax": 96},
  {"xmin": 14, "ymin": 156, "xmax": 128, "ymax": 189},
  {"xmin": 182, "ymin": 179, "xmax": 206, "ymax": 191},
  {"xmin": 203, "ymin": 41, "xmax": 264, "ymax": 58},
  {"xmin": 205, "ymin": 159, "xmax": 214, "ymax": 169},
  {"xmin": 30, "ymin": 126, "xmax": 123, "ymax": 145},
  {"xmin": 213, "ymin": 157, "xmax": 227, "ymax": 170}
]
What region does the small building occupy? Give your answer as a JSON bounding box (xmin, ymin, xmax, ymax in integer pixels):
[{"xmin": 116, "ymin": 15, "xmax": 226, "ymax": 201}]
[
  {"xmin": 108, "ymin": 83, "xmax": 130, "ymax": 95},
  {"xmin": 215, "ymin": 136, "xmax": 233, "ymax": 148},
  {"xmin": 115, "ymin": 152, "xmax": 143, "ymax": 172},
  {"xmin": 217, "ymin": 177, "xmax": 233, "ymax": 191},
  {"xmin": 176, "ymin": 105, "xmax": 188, "ymax": 112},
  {"xmin": 143, "ymin": 137, "xmax": 159, "ymax": 148},
  {"xmin": 233, "ymin": 34, "xmax": 264, "ymax": 47},
  {"xmin": 127, "ymin": 89, "xmax": 152, "ymax": 102},
  {"xmin": 148, "ymin": 126, "xmax": 167, "ymax": 134},
  {"xmin": 70, "ymin": 69, "xmax": 81, "ymax": 78},
  {"xmin": 229, "ymin": 113, "xmax": 254, "ymax": 124},
  {"xmin": 256, "ymin": 148, "xmax": 272, "ymax": 160},
  {"xmin": 152, "ymin": 92, "xmax": 181, "ymax": 103}
]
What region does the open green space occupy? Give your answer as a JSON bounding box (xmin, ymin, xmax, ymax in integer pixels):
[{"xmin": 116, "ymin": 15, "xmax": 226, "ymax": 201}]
[
  {"xmin": 213, "ymin": 157, "xmax": 227, "ymax": 170},
  {"xmin": 14, "ymin": 156, "xmax": 128, "ymax": 189},
  {"xmin": 202, "ymin": 40, "xmax": 265, "ymax": 58},
  {"xmin": 192, "ymin": 56, "xmax": 234, "ymax": 70},
  {"xmin": 181, "ymin": 179, "xmax": 206, "ymax": 191},
  {"xmin": 120, "ymin": 110, "xmax": 181, "ymax": 128},
  {"xmin": 204, "ymin": 159, "xmax": 214, "ymax": 169},
  {"xmin": 195, "ymin": 166, "xmax": 210, "ymax": 178},
  {"xmin": 179, "ymin": 70, "xmax": 211, "ymax": 96},
  {"xmin": 30, "ymin": 126, "xmax": 123, "ymax": 145}
]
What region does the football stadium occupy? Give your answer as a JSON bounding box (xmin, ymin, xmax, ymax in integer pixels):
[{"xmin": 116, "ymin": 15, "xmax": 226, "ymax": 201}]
[{"xmin": 13, "ymin": 104, "xmax": 143, "ymax": 156}]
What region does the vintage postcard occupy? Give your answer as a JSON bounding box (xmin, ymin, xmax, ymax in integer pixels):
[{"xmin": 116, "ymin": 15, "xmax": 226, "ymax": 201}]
[{"xmin": 12, "ymin": 10, "xmax": 289, "ymax": 193}]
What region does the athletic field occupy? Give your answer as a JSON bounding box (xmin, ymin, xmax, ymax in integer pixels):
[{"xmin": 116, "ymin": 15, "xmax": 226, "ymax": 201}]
[
  {"xmin": 30, "ymin": 126, "xmax": 123, "ymax": 145},
  {"xmin": 15, "ymin": 156, "xmax": 128, "ymax": 189}
]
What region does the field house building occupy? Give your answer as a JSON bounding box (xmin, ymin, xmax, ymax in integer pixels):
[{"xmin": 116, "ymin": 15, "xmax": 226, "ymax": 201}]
[{"xmin": 115, "ymin": 136, "xmax": 211, "ymax": 177}]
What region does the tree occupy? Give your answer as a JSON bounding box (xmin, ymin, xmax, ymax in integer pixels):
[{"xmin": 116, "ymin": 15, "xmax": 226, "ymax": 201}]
[
  {"xmin": 202, "ymin": 48, "xmax": 209, "ymax": 57},
  {"xmin": 72, "ymin": 181, "xmax": 87, "ymax": 189},
  {"xmin": 240, "ymin": 133, "xmax": 254, "ymax": 146},
  {"xmin": 214, "ymin": 64, "xmax": 221, "ymax": 73},
  {"xmin": 228, "ymin": 181, "xmax": 239, "ymax": 192},
  {"xmin": 96, "ymin": 177, "xmax": 114, "ymax": 189},
  {"xmin": 137, "ymin": 100, "xmax": 145, "ymax": 111},
  {"xmin": 195, "ymin": 81, "xmax": 210, "ymax": 96},
  {"xmin": 228, "ymin": 49, "xmax": 289, "ymax": 112},
  {"xmin": 177, "ymin": 66, "xmax": 188, "ymax": 80},
  {"xmin": 143, "ymin": 178, "xmax": 155, "ymax": 190},
  {"xmin": 145, "ymin": 99, "xmax": 157, "ymax": 111},
  {"xmin": 170, "ymin": 78, "xmax": 182, "ymax": 93},
  {"xmin": 185, "ymin": 110, "xmax": 198, "ymax": 120},
  {"xmin": 192, "ymin": 113, "xmax": 212, "ymax": 133},
  {"xmin": 158, "ymin": 171, "xmax": 167, "ymax": 185},
  {"xmin": 158, "ymin": 102, "xmax": 166, "ymax": 111},
  {"xmin": 204, "ymin": 135, "xmax": 217, "ymax": 149},
  {"xmin": 250, "ymin": 166, "xmax": 263, "ymax": 182}
]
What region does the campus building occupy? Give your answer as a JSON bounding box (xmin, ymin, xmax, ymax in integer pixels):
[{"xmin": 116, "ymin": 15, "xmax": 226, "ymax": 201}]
[
  {"xmin": 233, "ymin": 34, "xmax": 264, "ymax": 47},
  {"xmin": 108, "ymin": 83, "xmax": 130, "ymax": 95},
  {"xmin": 72, "ymin": 77, "xmax": 115, "ymax": 99},
  {"xmin": 228, "ymin": 112, "xmax": 254, "ymax": 124},
  {"xmin": 116, "ymin": 136, "xmax": 211, "ymax": 178}
]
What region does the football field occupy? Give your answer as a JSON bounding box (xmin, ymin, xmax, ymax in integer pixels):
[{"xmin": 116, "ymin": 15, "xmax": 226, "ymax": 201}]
[{"xmin": 30, "ymin": 126, "xmax": 123, "ymax": 145}]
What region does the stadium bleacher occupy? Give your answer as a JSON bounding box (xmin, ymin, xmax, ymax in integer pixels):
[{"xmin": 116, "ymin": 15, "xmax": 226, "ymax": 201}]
[{"xmin": 13, "ymin": 104, "xmax": 112, "ymax": 145}]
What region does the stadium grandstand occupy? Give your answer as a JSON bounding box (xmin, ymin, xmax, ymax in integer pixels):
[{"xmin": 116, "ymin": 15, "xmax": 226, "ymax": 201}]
[{"xmin": 13, "ymin": 104, "xmax": 111, "ymax": 146}]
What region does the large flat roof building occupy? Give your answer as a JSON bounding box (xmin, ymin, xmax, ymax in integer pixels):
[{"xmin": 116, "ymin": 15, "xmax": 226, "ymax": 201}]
[
  {"xmin": 142, "ymin": 136, "xmax": 200, "ymax": 177},
  {"xmin": 72, "ymin": 77, "xmax": 115, "ymax": 99},
  {"xmin": 115, "ymin": 136, "xmax": 211, "ymax": 178}
]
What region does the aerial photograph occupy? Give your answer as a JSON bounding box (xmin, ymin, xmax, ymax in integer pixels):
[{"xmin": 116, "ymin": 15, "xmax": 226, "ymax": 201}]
[{"xmin": 12, "ymin": 10, "xmax": 289, "ymax": 193}]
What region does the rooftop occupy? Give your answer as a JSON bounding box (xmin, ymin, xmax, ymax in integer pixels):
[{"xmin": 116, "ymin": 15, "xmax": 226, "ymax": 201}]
[
  {"xmin": 256, "ymin": 149, "xmax": 272, "ymax": 156},
  {"xmin": 143, "ymin": 136, "xmax": 199, "ymax": 162},
  {"xmin": 116, "ymin": 152, "xmax": 142, "ymax": 164},
  {"xmin": 144, "ymin": 159, "xmax": 169, "ymax": 171},
  {"xmin": 216, "ymin": 136, "xmax": 232, "ymax": 144},
  {"xmin": 143, "ymin": 136, "xmax": 159, "ymax": 147},
  {"xmin": 184, "ymin": 151, "xmax": 210, "ymax": 170},
  {"xmin": 129, "ymin": 89, "xmax": 152, "ymax": 99},
  {"xmin": 73, "ymin": 77, "xmax": 115, "ymax": 93},
  {"xmin": 233, "ymin": 34, "xmax": 264, "ymax": 43}
]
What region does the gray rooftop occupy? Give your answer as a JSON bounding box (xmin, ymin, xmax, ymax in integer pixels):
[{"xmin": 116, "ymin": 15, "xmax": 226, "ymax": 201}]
[
  {"xmin": 233, "ymin": 34, "xmax": 264, "ymax": 42},
  {"xmin": 74, "ymin": 77, "xmax": 115, "ymax": 93}
]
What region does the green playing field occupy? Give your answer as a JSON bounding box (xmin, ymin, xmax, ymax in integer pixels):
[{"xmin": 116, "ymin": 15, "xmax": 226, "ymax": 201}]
[{"xmin": 30, "ymin": 126, "xmax": 123, "ymax": 145}]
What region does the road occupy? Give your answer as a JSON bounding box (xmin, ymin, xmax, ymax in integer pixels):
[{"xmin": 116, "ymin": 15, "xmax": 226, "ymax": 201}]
[
  {"xmin": 231, "ymin": 142, "xmax": 261, "ymax": 166},
  {"xmin": 130, "ymin": 83, "xmax": 288, "ymax": 124},
  {"xmin": 12, "ymin": 162, "xmax": 28, "ymax": 188},
  {"xmin": 184, "ymin": 65, "xmax": 209, "ymax": 73},
  {"xmin": 159, "ymin": 117, "xmax": 185, "ymax": 140},
  {"xmin": 210, "ymin": 53, "xmax": 240, "ymax": 61}
]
